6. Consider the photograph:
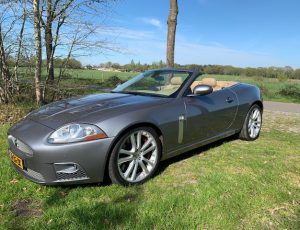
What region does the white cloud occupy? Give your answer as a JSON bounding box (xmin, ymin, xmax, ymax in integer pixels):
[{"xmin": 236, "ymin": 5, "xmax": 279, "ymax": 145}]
[
  {"xmin": 139, "ymin": 18, "xmax": 162, "ymax": 28},
  {"xmin": 175, "ymin": 41, "xmax": 280, "ymax": 67},
  {"xmin": 98, "ymin": 26, "xmax": 157, "ymax": 40},
  {"xmin": 84, "ymin": 27, "xmax": 287, "ymax": 67}
]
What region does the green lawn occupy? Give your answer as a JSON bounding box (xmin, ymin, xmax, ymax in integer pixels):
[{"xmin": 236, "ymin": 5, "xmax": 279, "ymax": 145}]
[{"xmin": 0, "ymin": 111, "xmax": 299, "ymax": 229}]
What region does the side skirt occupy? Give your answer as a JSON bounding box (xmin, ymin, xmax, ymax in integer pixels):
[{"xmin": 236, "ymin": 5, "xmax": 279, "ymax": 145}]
[{"xmin": 161, "ymin": 129, "xmax": 240, "ymax": 161}]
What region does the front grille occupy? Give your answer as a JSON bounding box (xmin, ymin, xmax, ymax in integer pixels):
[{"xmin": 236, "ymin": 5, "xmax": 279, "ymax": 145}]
[
  {"xmin": 24, "ymin": 168, "xmax": 45, "ymax": 182},
  {"xmin": 55, "ymin": 164, "xmax": 88, "ymax": 181},
  {"xmin": 56, "ymin": 169, "xmax": 88, "ymax": 181},
  {"xmin": 9, "ymin": 135, "xmax": 33, "ymax": 156}
]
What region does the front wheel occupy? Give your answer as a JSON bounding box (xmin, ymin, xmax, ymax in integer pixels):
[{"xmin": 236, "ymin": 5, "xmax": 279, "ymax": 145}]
[
  {"xmin": 108, "ymin": 127, "xmax": 161, "ymax": 186},
  {"xmin": 239, "ymin": 104, "xmax": 262, "ymax": 141}
]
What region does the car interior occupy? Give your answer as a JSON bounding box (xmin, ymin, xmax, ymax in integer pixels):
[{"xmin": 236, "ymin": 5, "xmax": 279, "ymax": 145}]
[{"xmin": 190, "ymin": 77, "xmax": 237, "ymax": 93}]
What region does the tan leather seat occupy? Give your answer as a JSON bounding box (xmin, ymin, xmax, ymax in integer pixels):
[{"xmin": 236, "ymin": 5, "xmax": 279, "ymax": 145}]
[
  {"xmin": 190, "ymin": 77, "xmax": 237, "ymax": 92},
  {"xmin": 170, "ymin": 76, "xmax": 183, "ymax": 85}
]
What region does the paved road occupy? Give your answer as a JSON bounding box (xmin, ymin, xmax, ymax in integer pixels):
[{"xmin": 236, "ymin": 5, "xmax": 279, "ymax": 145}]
[{"xmin": 264, "ymin": 101, "xmax": 300, "ymax": 113}]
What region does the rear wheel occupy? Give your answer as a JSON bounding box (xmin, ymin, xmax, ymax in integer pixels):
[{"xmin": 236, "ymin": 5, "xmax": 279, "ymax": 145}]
[
  {"xmin": 108, "ymin": 127, "xmax": 161, "ymax": 186},
  {"xmin": 239, "ymin": 104, "xmax": 262, "ymax": 141}
]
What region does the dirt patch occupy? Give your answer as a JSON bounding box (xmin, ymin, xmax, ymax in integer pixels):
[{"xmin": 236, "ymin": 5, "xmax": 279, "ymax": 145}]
[
  {"xmin": 262, "ymin": 111, "xmax": 300, "ymax": 134},
  {"xmin": 11, "ymin": 198, "xmax": 43, "ymax": 218}
]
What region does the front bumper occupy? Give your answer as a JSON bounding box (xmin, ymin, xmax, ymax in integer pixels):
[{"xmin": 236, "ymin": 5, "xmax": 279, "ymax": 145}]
[{"xmin": 7, "ymin": 119, "xmax": 114, "ymax": 185}]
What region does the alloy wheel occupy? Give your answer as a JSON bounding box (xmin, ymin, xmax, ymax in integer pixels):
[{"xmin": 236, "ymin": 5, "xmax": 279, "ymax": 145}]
[{"xmin": 117, "ymin": 130, "xmax": 158, "ymax": 182}]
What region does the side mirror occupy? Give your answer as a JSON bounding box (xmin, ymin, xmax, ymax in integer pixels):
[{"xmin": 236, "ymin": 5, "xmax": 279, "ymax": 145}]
[{"xmin": 193, "ymin": 84, "xmax": 213, "ymax": 96}]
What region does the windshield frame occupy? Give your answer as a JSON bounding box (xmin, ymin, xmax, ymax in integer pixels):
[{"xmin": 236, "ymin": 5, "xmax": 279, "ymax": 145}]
[{"xmin": 111, "ymin": 69, "xmax": 194, "ymax": 98}]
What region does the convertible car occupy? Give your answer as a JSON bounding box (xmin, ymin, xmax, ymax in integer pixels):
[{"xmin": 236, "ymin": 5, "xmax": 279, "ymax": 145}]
[{"xmin": 7, "ymin": 69, "xmax": 263, "ymax": 186}]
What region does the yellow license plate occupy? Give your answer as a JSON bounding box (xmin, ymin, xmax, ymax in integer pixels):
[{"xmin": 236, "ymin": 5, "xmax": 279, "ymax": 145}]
[{"xmin": 10, "ymin": 152, "xmax": 24, "ymax": 170}]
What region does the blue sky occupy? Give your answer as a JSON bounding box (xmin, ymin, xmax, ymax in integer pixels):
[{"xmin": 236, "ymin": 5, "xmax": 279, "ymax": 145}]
[{"xmin": 82, "ymin": 0, "xmax": 300, "ymax": 68}]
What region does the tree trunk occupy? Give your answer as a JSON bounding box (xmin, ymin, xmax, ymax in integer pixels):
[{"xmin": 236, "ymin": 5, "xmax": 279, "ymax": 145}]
[
  {"xmin": 14, "ymin": 8, "xmax": 27, "ymax": 91},
  {"xmin": 166, "ymin": 0, "xmax": 178, "ymax": 67},
  {"xmin": 45, "ymin": 0, "xmax": 54, "ymax": 83},
  {"xmin": 32, "ymin": 0, "xmax": 42, "ymax": 104},
  {"xmin": 0, "ymin": 24, "xmax": 13, "ymax": 104}
]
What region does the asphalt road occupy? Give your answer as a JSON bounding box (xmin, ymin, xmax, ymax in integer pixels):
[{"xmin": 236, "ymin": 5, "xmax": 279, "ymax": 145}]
[{"xmin": 264, "ymin": 101, "xmax": 300, "ymax": 113}]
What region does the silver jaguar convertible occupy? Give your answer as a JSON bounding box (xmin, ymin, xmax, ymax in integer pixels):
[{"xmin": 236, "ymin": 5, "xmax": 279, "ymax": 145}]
[{"xmin": 7, "ymin": 69, "xmax": 263, "ymax": 186}]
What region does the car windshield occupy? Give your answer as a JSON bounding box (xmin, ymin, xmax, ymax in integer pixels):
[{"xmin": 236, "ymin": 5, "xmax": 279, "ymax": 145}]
[{"xmin": 112, "ymin": 70, "xmax": 192, "ymax": 97}]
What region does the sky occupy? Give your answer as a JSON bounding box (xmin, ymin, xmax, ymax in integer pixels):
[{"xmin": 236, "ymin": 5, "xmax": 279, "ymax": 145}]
[{"xmin": 81, "ymin": 0, "xmax": 300, "ymax": 68}]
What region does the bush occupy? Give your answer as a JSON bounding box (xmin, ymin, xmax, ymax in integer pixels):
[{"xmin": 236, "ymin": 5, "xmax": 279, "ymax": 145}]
[
  {"xmin": 104, "ymin": 75, "xmax": 123, "ymax": 87},
  {"xmin": 277, "ymin": 74, "xmax": 288, "ymax": 82},
  {"xmin": 279, "ymin": 84, "xmax": 300, "ymax": 99},
  {"xmin": 257, "ymin": 83, "xmax": 269, "ymax": 96}
]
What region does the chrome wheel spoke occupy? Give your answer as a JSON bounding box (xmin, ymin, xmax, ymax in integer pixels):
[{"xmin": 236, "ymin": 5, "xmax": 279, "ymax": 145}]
[
  {"xmin": 119, "ymin": 149, "xmax": 133, "ymax": 155},
  {"xmin": 142, "ymin": 145, "xmax": 156, "ymax": 155},
  {"xmin": 130, "ymin": 161, "xmax": 139, "ymax": 181},
  {"xmin": 130, "ymin": 134, "xmax": 137, "ymax": 151},
  {"xmin": 141, "ymin": 138, "xmax": 152, "ymax": 151},
  {"xmin": 250, "ymin": 127, "xmax": 254, "ymax": 137},
  {"xmin": 143, "ymin": 157, "xmax": 154, "ymax": 167},
  {"xmin": 139, "ymin": 161, "xmax": 149, "ymax": 174},
  {"xmin": 124, "ymin": 160, "xmax": 135, "ymax": 178},
  {"xmin": 136, "ymin": 131, "xmax": 142, "ymax": 150},
  {"xmin": 252, "ymin": 110, "xmax": 258, "ymax": 119},
  {"xmin": 118, "ymin": 156, "xmax": 133, "ymax": 165}
]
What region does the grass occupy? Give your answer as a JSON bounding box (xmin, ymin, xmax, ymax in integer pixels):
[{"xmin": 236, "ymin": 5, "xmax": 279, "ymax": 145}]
[{"xmin": 0, "ymin": 111, "xmax": 299, "ymax": 229}]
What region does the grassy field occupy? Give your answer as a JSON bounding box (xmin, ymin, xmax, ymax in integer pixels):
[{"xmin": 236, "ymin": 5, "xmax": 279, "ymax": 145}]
[
  {"xmin": 17, "ymin": 68, "xmax": 300, "ymax": 103},
  {"xmin": 61, "ymin": 69, "xmax": 300, "ymax": 103},
  {"xmin": 0, "ymin": 110, "xmax": 299, "ymax": 229}
]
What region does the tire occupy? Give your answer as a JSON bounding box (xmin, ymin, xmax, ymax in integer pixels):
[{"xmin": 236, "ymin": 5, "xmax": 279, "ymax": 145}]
[
  {"xmin": 108, "ymin": 127, "xmax": 162, "ymax": 186},
  {"xmin": 239, "ymin": 104, "xmax": 262, "ymax": 141}
]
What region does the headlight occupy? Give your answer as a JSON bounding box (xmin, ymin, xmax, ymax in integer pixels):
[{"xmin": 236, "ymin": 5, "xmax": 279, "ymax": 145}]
[{"xmin": 48, "ymin": 124, "xmax": 107, "ymax": 144}]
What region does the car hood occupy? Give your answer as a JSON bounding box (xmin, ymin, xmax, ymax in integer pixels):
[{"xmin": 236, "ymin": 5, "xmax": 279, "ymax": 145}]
[{"xmin": 27, "ymin": 93, "xmax": 168, "ymax": 129}]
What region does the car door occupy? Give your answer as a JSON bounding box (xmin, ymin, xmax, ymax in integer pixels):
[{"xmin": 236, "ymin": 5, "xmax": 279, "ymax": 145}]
[{"xmin": 183, "ymin": 88, "xmax": 238, "ymax": 144}]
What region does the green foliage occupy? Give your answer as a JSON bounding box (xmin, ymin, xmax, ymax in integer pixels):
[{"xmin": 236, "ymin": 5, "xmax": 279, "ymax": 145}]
[
  {"xmin": 279, "ymin": 84, "xmax": 300, "ymax": 99},
  {"xmin": 103, "ymin": 75, "xmax": 124, "ymax": 87},
  {"xmin": 54, "ymin": 58, "xmax": 82, "ymax": 69},
  {"xmin": 277, "ymin": 74, "xmax": 288, "ymax": 82},
  {"xmin": 257, "ymin": 82, "xmax": 269, "ymax": 96}
]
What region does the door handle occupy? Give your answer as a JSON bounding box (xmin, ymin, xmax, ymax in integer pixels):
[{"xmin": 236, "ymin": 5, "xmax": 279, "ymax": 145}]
[{"xmin": 226, "ymin": 97, "xmax": 234, "ymax": 103}]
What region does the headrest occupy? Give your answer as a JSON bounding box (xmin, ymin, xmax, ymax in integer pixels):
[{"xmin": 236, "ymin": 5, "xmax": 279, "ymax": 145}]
[
  {"xmin": 170, "ymin": 76, "xmax": 183, "ymax": 85},
  {"xmin": 202, "ymin": 78, "xmax": 217, "ymax": 87}
]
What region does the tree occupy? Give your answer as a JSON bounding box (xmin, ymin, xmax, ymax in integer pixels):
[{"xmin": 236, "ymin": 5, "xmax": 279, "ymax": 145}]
[
  {"xmin": 0, "ymin": 23, "xmax": 12, "ymax": 103},
  {"xmin": 166, "ymin": 0, "xmax": 178, "ymax": 67},
  {"xmin": 0, "ymin": 1, "xmax": 27, "ymax": 103},
  {"xmin": 32, "ymin": 0, "xmax": 43, "ymax": 104}
]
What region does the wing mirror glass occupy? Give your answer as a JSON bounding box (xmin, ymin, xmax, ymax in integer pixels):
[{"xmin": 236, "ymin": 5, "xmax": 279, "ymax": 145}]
[{"xmin": 193, "ymin": 84, "xmax": 213, "ymax": 96}]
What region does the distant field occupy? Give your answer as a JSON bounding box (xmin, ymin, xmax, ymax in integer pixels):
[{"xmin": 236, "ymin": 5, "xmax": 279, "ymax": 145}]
[
  {"xmin": 17, "ymin": 68, "xmax": 300, "ymax": 103},
  {"xmin": 61, "ymin": 69, "xmax": 139, "ymax": 81},
  {"xmin": 61, "ymin": 69, "xmax": 300, "ymax": 103}
]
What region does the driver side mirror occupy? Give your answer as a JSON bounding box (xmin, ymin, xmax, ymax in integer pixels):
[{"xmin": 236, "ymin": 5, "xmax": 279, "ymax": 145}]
[{"xmin": 193, "ymin": 84, "xmax": 213, "ymax": 96}]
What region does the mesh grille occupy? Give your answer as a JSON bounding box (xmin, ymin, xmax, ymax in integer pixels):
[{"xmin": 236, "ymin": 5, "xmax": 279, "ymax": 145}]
[
  {"xmin": 56, "ymin": 167, "xmax": 88, "ymax": 181},
  {"xmin": 24, "ymin": 168, "xmax": 45, "ymax": 181}
]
